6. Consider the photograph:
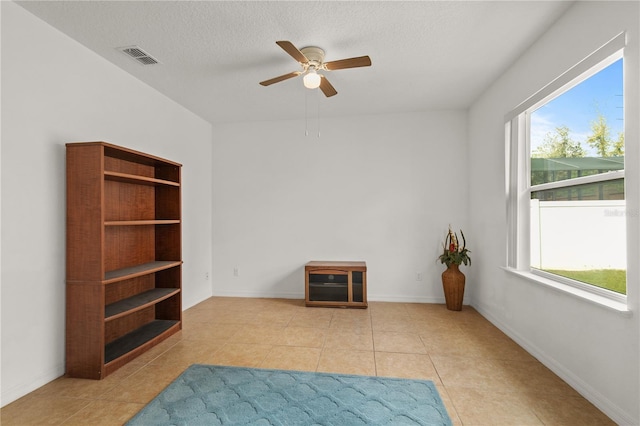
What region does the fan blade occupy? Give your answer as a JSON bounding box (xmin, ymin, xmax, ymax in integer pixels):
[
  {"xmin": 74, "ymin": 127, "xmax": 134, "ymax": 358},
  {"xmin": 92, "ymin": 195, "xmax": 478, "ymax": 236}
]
[
  {"xmin": 259, "ymin": 71, "xmax": 301, "ymax": 86},
  {"xmin": 319, "ymin": 75, "xmax": 338, "ymax": 97},
  {"xmin": 324, "ymin": 55, "xmax": 371, "ymax": 71},
  {"xmin": 276, "ymin": 41, "xmax": 308, "ymax": 64}
]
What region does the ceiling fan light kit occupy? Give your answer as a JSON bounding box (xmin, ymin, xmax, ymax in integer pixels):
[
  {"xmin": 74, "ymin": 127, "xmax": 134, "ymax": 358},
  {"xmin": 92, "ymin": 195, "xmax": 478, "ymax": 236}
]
[
  {"xmin": 260, "ymin": 41, "xmax": 371, "ymax": 97},
  {"xmin": 303, "ymin": 69, "xmax": 321, "ymax": 89}
]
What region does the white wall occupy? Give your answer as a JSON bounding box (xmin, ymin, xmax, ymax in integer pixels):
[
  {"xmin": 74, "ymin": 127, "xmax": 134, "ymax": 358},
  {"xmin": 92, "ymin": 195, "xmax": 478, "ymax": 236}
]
[
  {"xmin": 1, "ymin": 2, "xmax": 213, "ymax": 406},
  {"xmin": 213, "ymin": 111, "xmax": 468, "ymax": 303},
  {"xmin": 468, "ymin": 1, "xmax": 639, "ymax": 424}
]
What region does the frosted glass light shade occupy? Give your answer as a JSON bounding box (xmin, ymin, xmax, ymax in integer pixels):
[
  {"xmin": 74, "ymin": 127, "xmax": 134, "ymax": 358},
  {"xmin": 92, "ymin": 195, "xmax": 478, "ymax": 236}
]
[{"xmin": 303, "ymin": 70, "xmax": 321, "ymax": 89}]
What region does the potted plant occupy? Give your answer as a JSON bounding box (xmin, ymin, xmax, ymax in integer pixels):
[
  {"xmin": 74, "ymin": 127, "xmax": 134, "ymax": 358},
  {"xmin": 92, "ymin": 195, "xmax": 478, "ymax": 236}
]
[{"xmin": 437, "ymin": 226, "xmax": 471, "ymax": 311}]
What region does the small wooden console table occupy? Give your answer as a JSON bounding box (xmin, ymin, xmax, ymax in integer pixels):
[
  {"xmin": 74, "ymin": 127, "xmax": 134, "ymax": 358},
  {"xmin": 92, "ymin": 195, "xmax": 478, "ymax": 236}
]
[{"xmin": 305, "ymin": 261, "xmax": 367, "ymax": 308}]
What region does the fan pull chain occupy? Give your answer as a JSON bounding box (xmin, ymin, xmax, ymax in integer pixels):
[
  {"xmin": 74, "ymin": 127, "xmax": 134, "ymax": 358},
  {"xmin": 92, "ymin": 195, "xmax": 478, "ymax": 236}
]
[
  {"xmin": 305, "ymin": 88, "xmax": 309, "ymax": 136},
  {"xmin": 304, "ymin": 87, "xmax": 321, "ymax": 138},
  {"xmin": 316, "ymin": 87, "xmax": 321, "ymax": 138}
]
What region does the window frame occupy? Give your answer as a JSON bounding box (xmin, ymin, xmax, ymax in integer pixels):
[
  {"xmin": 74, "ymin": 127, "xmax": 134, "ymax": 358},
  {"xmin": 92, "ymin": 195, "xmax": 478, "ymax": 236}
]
[{"xmin": 505, "ymin": 32, "xmax": 628, "ymax": 310}]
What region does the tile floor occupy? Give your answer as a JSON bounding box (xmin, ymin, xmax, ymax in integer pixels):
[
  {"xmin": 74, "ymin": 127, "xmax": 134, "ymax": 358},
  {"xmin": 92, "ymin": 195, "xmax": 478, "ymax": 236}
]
[{"xmin": 1, "ymin": 297, "xmax": 615, "ymax": 425}]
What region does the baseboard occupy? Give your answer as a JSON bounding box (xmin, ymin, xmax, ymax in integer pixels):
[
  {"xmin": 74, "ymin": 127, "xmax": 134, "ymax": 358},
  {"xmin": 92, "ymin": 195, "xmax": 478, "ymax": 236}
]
[
  {"xmin": 472, "ymin": 300, "xmax": 637, "ymax": 426},
  {"xmin": 210, "ymin": 291, "xmax": 463, "ymax": 305},
  {"xmin": 1, "ymin": 363, "xmax": 64, "ymax": 408},
  {"xmin": 368, "ymin": 295, "xmax": 445, "ymax": 303},
  {"xmin": 211, "ymin": 290, "xmax": 303, "ymax": 299}
]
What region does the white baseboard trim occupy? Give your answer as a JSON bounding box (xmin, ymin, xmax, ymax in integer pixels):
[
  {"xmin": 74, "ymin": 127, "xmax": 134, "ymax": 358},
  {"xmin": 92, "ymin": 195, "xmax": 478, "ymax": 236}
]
[
  {"xmin": 472, "ymin": 300, "xmax": 637, "ymax": 426},
  {"xmin": 1, "ymin": 363, "xmax": 64, "ymax": 408},
  {"xmin": 211, "ymin": 290, "xmax": 303, "ymax": 299},
  {"xmin": 368, "ymin": 295, "xmax": 446, "ymax": 304},
  {"xmin": 209, "ymin": 291, "xmax": 462, "ymax": 305}
]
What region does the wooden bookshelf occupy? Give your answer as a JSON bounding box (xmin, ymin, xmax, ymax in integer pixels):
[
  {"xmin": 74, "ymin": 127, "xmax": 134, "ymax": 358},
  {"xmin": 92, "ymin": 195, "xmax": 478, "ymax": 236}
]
[{"xmin": 66, "ymin": 142, "xmax": 182, "ymax": 379}]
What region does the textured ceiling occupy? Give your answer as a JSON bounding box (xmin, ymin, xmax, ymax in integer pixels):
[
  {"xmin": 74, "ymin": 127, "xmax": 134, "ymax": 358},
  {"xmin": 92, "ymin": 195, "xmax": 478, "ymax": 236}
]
[{"xmin": 16, "ymin": 1, "xmax": 573, "ymax": 124}]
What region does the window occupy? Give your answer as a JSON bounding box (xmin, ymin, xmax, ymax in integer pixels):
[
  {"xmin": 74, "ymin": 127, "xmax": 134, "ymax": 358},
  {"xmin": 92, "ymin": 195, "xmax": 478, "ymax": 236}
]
[{"xmin": 506, "ymin": 33, "xmax": 626, "ymax": 304}]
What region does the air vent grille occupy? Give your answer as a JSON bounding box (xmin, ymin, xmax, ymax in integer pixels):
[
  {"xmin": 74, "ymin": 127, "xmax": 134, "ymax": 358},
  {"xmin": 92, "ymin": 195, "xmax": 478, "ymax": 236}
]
[{"xmin": 118, "ymin": 46, "xmax": 160, "ymax": 66}]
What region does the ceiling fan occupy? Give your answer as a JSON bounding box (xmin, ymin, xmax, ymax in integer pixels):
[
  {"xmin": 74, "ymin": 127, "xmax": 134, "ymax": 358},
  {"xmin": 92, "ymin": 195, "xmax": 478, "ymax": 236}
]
[{"xmin": 259, "ymin": 41, "xmax": 372, "ymax": 97}]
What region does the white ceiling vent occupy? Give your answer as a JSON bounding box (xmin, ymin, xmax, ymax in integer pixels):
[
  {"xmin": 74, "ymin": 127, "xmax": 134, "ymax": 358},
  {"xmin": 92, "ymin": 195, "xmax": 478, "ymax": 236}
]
[{"xmin": 117, "ymin": 46, "xmax": 160, "ymax": 65}]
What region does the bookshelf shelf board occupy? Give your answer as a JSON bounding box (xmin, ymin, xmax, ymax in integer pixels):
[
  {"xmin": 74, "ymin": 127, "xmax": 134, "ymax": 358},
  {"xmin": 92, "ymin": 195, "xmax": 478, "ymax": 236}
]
[
  {"xmin": 104, "ymin": 220, "xmax": 180, "ymax": 226},
  {"xmin": 105, "ymin": 320, "xmax": 179, "ymax": 363},
  {"xmin": 104, "ymin": 260, "xmax": 182, "ymax": 283},
  {"xmin": 104, "ymin": 171, "xmax": 180, "ymax": 186},
  {"xmin": 105, "ymin": 288, "xmax": 180, "ymax": 321}
]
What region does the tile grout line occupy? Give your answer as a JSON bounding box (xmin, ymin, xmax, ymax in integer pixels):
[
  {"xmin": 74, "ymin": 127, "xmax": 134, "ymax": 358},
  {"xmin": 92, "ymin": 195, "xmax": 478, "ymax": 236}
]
[{"xmin": 369, "ymin": 306, "xmax": 379, "ymax": 377}]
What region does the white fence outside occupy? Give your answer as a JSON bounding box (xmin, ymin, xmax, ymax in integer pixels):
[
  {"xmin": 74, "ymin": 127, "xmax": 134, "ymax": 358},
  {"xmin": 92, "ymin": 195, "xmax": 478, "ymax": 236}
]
[{"xmin": 530, "ymin": 199, "xmax": 627, "ymax": 270}]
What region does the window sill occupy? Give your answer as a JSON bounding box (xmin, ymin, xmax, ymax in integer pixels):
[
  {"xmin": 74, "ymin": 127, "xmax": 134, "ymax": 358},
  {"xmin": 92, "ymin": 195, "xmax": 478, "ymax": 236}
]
[{"xmin": 502, "ymin": 267, "xmax": 632, "ymax": 316}]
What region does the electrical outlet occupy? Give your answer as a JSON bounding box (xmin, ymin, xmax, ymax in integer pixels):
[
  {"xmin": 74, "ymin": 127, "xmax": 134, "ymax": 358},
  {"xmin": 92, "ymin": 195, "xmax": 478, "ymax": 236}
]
[
  {"xmin": 233, "ymin": 267, "xmax": 239, "ymax": 277},
  {"xmin": 205, "ymin": 272, "xmax": 209, "ymax": 280},
  {"xmin": 416, "ymin": 272, "xmax": 423, "ymax": 281}
]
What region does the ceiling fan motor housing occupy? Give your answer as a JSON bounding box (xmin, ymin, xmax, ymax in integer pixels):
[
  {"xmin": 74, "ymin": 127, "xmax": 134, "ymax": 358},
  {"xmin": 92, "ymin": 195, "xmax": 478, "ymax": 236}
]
[{"xmin": 300, "ymin": 46, "xmax": 325, "ymax": 68}]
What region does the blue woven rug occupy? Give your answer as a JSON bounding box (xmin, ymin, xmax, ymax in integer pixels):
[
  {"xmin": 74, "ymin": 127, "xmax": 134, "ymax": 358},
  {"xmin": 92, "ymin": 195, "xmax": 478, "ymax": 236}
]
[{"xmin": 126, "ymin": 364, "xmax": 452, "ymax": 425}]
